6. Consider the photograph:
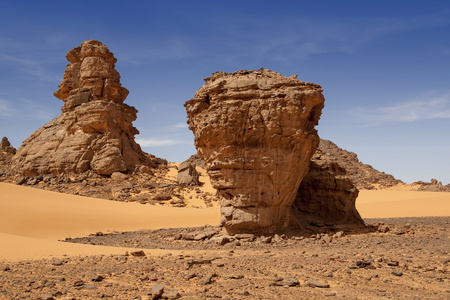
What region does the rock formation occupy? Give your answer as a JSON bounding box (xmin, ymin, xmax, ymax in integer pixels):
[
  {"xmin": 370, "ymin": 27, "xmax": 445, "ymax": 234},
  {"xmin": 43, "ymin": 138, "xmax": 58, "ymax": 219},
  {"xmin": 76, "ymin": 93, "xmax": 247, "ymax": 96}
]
[
  {"xmin": 9, "ymin": 40, "xmax": 158, "ymax": 177},
  {"xmin": 185, "ymin": 69, "xmax": 326, "ymax": 234},
  {"xmin": 0, "ymin": 137, "xmax": 16, "ymax": 174},
  {"xmin": 414, "ymin": 179, "xmax": 450, "ymax": 192},
  {"xmin": 0, "ymin": 137, "xmax": 16, "ymax": 155},
  {"xmin": 293, "ymin": 149, "xmax": 364, "ymax": 229},
  {"xmin": 177, "ymin": 161, "xmax": 200, "ymax": 186},
  {"xmin": 183, "ymin": 154, "xmax": 206, "ymax": 169},
  {"xmin": 318, "ymin": 139, "xmax": 403, "ymax": 189}
]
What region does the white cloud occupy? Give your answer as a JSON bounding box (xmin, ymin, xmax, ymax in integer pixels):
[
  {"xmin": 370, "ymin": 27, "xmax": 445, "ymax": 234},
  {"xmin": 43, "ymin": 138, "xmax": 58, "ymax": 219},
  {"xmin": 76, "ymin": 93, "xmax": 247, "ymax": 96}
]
[
  {"xmin": 136, "ymin": 138, "xmax": 192, "ymax": 147},
  {"xmin": 169, "ymin": 122, "xmax": 188, "ymax": 130},
  {"xmin": 0, "ymin": 99, "xmax": 14, "ymax": 116},
  {"xmin": 356, "ymin": 92, "xmax": 450, "ymax": 126},
  {"xmin": 210, "ymin": 11, "xmax": 450, "ymax": 65}
]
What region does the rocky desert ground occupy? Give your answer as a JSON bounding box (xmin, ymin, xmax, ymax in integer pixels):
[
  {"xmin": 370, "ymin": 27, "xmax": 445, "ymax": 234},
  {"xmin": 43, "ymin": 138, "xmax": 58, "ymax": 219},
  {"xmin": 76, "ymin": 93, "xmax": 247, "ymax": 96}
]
[{"xmin": 1, "ymin": 217, "xmax": 449, "ymax": 299}]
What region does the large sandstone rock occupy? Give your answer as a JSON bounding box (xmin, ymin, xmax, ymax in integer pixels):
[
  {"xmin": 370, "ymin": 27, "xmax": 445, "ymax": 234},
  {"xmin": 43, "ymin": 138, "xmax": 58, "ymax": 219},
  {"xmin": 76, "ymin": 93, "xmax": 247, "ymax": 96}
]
[
  {"xmin": 293, "ymin": 150, "xmax": 364, "ymax": 229},
  {"xmin": 10, "ymin": 40, "xmax": 156, "ymax": 177},
  {"xmin": 185, "ymin": 69, "xmax": 325, "ymax": 234}
]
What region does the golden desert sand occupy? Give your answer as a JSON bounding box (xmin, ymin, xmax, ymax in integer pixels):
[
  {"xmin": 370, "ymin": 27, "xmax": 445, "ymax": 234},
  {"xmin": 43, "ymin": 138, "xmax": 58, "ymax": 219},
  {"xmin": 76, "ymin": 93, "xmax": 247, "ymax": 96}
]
[
  {"xmin": 1, "ymin": 176, "xmax": 449, "ymax": 262},
  {"xmin": 0, "ymin": 181, "xmax": 220, "ymax": 262}
]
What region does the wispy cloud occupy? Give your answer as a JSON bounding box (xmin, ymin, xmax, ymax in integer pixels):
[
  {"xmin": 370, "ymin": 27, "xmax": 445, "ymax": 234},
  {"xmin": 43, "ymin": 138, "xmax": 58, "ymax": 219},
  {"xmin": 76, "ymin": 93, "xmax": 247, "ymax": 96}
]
[
  {"xmin": 355, "ymin": 91, "xmax": 450, "ymax": 126},
  {"xmin": 168, "ymin": 122, "xmax": 188, "ymax": 130},
  {"xmin": 0, "ymin": 53, "xmax": 60, "ymax": 83},
  {"xmin": 0, "ymin": 98, "xmax": 14, "ymax": 116},
  {"xmin": 136, "ymin": 138, "xmax": 192, "ymax": 147},
  {"xmin": 207, "ymin": 10, "xmax": 450, "ymax": 65}
]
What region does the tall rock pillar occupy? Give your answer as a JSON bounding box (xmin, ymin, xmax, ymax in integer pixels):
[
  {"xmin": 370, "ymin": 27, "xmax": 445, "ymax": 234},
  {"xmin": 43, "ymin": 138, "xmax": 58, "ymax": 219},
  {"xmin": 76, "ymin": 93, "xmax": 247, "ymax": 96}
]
[
  {"xmin": 185, "ymin": 69, "xmax": 325, "ymax": 234},
  {"xmin": 10, "ymin": 40, "xmax": 152, "ymax": 176}
]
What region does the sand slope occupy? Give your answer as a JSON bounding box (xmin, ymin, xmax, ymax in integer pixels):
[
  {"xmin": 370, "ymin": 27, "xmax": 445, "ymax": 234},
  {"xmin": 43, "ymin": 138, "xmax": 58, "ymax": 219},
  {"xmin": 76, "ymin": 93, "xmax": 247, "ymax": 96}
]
[{"xmin": 0, "ymin": 182, "xmax": 220, "ymax": 261}]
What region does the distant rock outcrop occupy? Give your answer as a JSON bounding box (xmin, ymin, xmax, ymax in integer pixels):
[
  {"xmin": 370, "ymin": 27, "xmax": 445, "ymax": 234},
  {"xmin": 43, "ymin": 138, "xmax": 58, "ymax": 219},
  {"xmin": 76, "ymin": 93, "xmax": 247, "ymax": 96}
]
[
  {"xmin": 185, "ymin": 69, "xmax": 328, "ymax": 234},
  {"xmin": 9, "ymin": 40, "xmax": 160, "ymax": 177},
  {"xmin": 183, "ymin": 154, "xmax": 206, "ymax": 169},
  {"xmin": 318, "ymin": 139, "xmax": 403, "ymax": 189},
  {"xmin": 414, "ymin": 179, "xmax": 450, "ymax": 192},
  {"xmin": 1, "ymin": 137, "xmax": 16, "ymax": 155},
  {"xmin": 0, "ymin": 137, "xmax": 16, "ymax": 174}
]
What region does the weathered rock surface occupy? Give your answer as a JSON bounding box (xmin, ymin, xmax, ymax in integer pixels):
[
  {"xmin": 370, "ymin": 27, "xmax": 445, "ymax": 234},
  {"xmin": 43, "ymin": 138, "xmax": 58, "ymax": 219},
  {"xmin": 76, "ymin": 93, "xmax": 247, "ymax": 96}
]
[
  {"xmin": 0, "ymin": 137, "xmax": 16, "ymax": 174},
  {"xmin": 177, "ymin": 161, "xmax": 200, "ymax": 186},
  {"xmin": 183, "ymin": 154, "xmax": 206, "ymax": 168},
  {"xmin": 293, "ymin": 149, "xmax": 364, "ymax": 230},
  {"xmin": 9, "ymin": 40, "xmax": 158, "ymax": 177},
  {"xmin": 0, "ymin": 137, "xmax": 16, "ymax": 155},
  {"xmin": 185, "ymin": 69, "xmax": 325, "ymax": 234}
]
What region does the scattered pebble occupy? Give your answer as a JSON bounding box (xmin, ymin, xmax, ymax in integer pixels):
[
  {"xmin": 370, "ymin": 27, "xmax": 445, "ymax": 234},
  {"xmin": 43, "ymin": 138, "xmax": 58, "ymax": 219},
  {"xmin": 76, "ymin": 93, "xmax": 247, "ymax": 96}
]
[
  {"xmin": 163, "ymin": 290, "xmax": 181, "ymax": 299},
  {"xmin": 91, "ymin": 275, "xmax": 104, "ymax": 282},
  {"xmin": 51, "ymin": 260, "xmax": 63, "ymax": 266},
  {"xmin": 130, "ymin": 250, "xmax": 146, "ymax": 257},
  {"xmin": 73, "ymin": 280, "xmax": 84, "ymax": 287},
  {"xmin": 308, "ymin": 280, "xmax": 330, "ymax": 288}
]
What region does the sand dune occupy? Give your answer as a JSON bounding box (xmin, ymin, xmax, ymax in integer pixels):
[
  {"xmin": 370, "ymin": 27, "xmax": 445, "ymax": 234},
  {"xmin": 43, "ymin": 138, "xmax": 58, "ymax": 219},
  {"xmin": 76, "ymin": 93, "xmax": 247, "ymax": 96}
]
[
  {"xmin": 357, "ymin": 190, "xmax": 450, "ymax": 218},
  {"xmin": 1, "ymin": 182, "xmax": 449, "ymax": 262},
  {"xmin": 0, "ymin": 182, "xmax": 220, "ymax": 240},
  {"xmin": 0, "ymin": 182, "xmax": 219, "ymax": 261}
]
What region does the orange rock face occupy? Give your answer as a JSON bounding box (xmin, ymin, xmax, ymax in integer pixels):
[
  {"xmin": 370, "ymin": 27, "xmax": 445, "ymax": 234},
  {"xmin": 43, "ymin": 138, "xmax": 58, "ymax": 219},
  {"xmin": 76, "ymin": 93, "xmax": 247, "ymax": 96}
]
[
  {"xmin": 10, "ymin": 40, "xmax": 153, "ymax": 176},
  {"xmin": 185, "ymin": 69, "xmax": 325, "ymax": 234}
]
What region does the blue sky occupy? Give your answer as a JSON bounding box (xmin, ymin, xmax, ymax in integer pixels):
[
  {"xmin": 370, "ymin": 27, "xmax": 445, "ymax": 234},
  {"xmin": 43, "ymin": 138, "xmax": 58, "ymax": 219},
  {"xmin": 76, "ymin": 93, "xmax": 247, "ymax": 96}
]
[{"xmin": 0, "ymin": 1, "xmax": 449, "ymax": 184}]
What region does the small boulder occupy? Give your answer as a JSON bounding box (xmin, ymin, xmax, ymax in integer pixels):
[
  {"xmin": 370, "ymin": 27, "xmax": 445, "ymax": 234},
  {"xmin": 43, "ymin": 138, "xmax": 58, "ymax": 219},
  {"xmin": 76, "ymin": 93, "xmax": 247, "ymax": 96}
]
[
  {"xmin": 177, "ymin": 161, "xmax": 200, "ymax": 185},
  {"xmin": 163, "ymin": 290, "xmax": 181, "ymax": 299},
  {"xmin": 210, "ymin": 236, "xmax": 230, "ymax": 245},
  {"xmin": 130, "ymin": 250, "xmax": 146, "ymax": 257},
  {"xmin": 51, "ymin": 260, "xmax": 63, "ymax": 266},
  {"xmin": 307, "ymin": 280, "xmax": 330, "ymax": 288},
  {"xmin": 91, "ymin": 275, "xmax": 104, "ymax": 282},
  {"xmin": 111, "ymin": 172, "xmax": 128, "ymax": 181},
  {"xmin": 151, "ymin": 283, "xmax": 165, "ymax": 300},
  {"xmin": 153, "ymin": 194, "xmax": 172, "ymax": 201},
  {"xmin": 378, "ymin": 225, "xmax": 390, "ymax": 233}
]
